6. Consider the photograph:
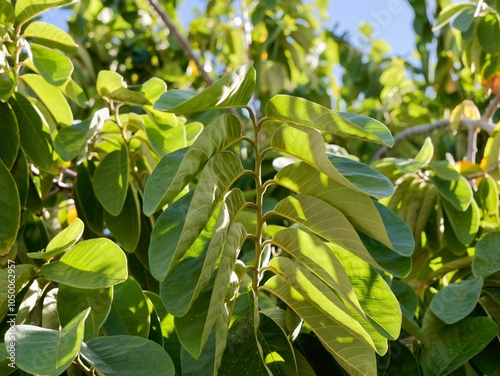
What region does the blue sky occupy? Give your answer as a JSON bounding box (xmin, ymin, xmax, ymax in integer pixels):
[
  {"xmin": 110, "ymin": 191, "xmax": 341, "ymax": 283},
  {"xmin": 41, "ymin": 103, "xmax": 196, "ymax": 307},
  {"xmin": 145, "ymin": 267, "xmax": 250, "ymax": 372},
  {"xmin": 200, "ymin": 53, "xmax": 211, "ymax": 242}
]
[{"xmin": 43, "ymin": 1, "xmax": 416, "ymax": 57}]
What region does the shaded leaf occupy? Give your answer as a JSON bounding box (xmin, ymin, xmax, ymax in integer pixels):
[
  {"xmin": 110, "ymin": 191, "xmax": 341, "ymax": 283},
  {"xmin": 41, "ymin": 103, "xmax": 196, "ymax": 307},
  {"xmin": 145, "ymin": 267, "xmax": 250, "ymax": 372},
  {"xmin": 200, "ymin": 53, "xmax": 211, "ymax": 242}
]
[
  {"xmin": 442, "ymin": 199, "xmax": 480, "ymax": 245},
  {"xmin": 472, "ymin": 231, "xmax": 500, "ymax": 277},
  {"xmin": 81, "ymin": 335, "xmax": 175, "ymax": 376},
  {"xmin": 57, "ymin": 284, "xmax": 112, "ymax": 341},
  {"xmin": 6, "ymin": 309, "xmax": 89, "ymax": 375},
  {"xmin": 93, "ymin": 144, "xmax": 129, "ymax": 216},
  {"xmin": 430, "ymin": 174, "xmax": 473, "ymax": 211},
  {"xmin": 430, "ymin": 276, "xmax": 483, "ymax": 324},
  {"xmin": 0, "ymin": 101, "xmax": 19, "ymax": 170},
  {"xmin": 0, "ymin": 160, "xmax": 20, "ymax": 255},
  {"xmin": 478, "ymin": 13, "xmax": 500, "ymax": 55}
]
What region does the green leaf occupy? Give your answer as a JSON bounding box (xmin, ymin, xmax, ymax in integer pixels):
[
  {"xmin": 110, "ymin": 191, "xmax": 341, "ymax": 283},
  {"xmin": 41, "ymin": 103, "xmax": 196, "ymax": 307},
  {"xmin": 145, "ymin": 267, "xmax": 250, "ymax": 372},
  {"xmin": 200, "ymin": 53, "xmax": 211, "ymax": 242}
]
[
  {"xmin": 93, "ymin": 144, "xmax": 129, "ymax": 216},
  {"xmin": 420, "ymin": 311, "xmax": 498, "ymax": 376},
  {"xmin": 6, "ymin": 309, "xmax": 89, "ymax": 375},
  {"xmin": 430, "ymin": 174, "xmax": 473, "ymax": 211},
  {"xmin": 23, "ymin": 21, "xmax": 78, "ymax": 53},
  {"xmin": 374, "ymin": 201, "xmax": 414, "ymax": 257},
  {"xmin": 428, "ymin": 160, "xmax": 461, "ymax": 181},
  {"xmin": 0, "ymin": 265, "xmax": 36, "ymax": 321},
  {"xmin": 257, "ymin": 314, "xmax": 298, "ymax": 376},
  {"xmin": 452, "ymin": 6, "xmax": 475, "ymax": 32},
  {"xmin": 274, "ymin": 162, "xmax": 395, "ymax": 252},
  {"xmin": 27, "ymin": 217, "xmax": 84, "ymax": 259},
  {"xmin": 382, "ymin": 340, "xmax": 422, "ymax": 375},
  {"xmin": 143, "ymin": 113, "xmax": 242, "ymax": 215},
  {"xmin": 10, "ymin": 149, "xmax": 29, "ymax": 208},
  {"xmin": 0, "ymin": 160, "xmax": 20, "ymax": 255},
  {"xmin": 105, "ymin": 186, "xmax": 141, "ymax": 253},
  {"xmin": 154, "ymin": 65, "xmax": 255, "ymax": 113},
  {"xmin": 442, "ymin": 199, "xmax": 480, "ymax": 245},
  {"xmin": 103, "ymin": 277, "xmax": 150, "ymax": 338},
  {"xmin": 430, "ymin": 276, "xmax": 484, "ymax": 324},
  {"xmin": 149, "ymin": 151, "xmax": 244, "ymax": 280},
  {"xmin": 433, "ymin": 3, "xmax": 475, "ymax": 30},
  {"xmin": 74, "ymin": 161, "xmax": 104, "ymax": 235},
  {"xmin": 273, "ymin": 194, "xmax": 384, "ymax": 271},
  {"xmin": 478, "ymin": 13, "xmax": 500, "ymax": 56},
  {"xmin": 0, "ymin": 70, "xmax": 16, "ymax": 101},
  {"xmin": 9, "ymin": 92, "xmax": 58, "ymax": 174},
  {"xmin": 21, "ymin": 73, "xmax": 73, "ymax": 126},
  {"xmin": 58, "ymin": 78, "xmax": 88, "ymax": 107},
  {"xmin": 143, "ymin": 112, "xmax": 186, "ymax": 156},
  {"xmin": 0, "ymin": 101, "xmax": 19, "ymax": 170},
  {"xmin": 473, "ymin": 231, "xmax": 500, "ymax": 277},
  {"xmin": 175, "ymin": 222, "xmax": 245, "ymax": 359},
  {"xmin": 0, "ymin": 0, "xmax": 14, "ymax": 26},
  {"xmin": 271, "ymin": 125, "xmax": 363, "ymax": 193},
  {"xmin": 96, "ymin": 70, "xmax": 149, "ymax": 105},
  {"xmin": 328, "ymin": 242, "xmax": 402, "ymax": 341},
  {"xmin": 57, "ymin": 284, "xmax": 112, "ymax": 341},
  {"xmin": 41, "ymin": 238, "xmax": 128, "ymax": 288},
  {"xmin": 30, "ymin": 43, "xmax": 73, "ymax": 86},
  {"xmin": 218, "ymin": 292, "xmax": 271, "ymax": 375},
  {"xmin": 81, "ymin": 335, "xmax": 175, "ymax": 376},
  {"xmin": 15, "ymin": 0, "xmax": 75, "ymax": 24},
  {"xmin": 327, "ymin": 155, "xmax": 394, "ymax": 198},
  {"xmin": 477, "ymin": 176, "xmax": 499, "ymax": 227},
  {"xmin": 266, "ymin": 95, "xmax": 393, "ymax": 147},
  {"xmin": 414, "ymin": 137, "xmax": 434, "ymax": 165},
  {"xmin": 480, "ymin": 288, "xmax": 500, "ymax": 325},
  {"xmin": 54, "ymin": 118, "xmax": 93, "ymax": 161},
  {"xmin": 262, "ymin": 275, "xmax": 377, "ymax": 376}
]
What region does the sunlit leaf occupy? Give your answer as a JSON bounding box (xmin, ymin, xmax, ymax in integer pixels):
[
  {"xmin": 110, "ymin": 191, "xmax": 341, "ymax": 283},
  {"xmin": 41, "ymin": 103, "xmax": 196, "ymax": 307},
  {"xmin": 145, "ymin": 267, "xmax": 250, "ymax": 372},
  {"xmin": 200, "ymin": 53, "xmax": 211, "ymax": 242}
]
[
  {"xmin": 23, "ymin": 21, "xmax": 78, "ymax": 53},
  {"xmin": 30, "ymin": 43, "xmax": 73, "ymax": 86}
]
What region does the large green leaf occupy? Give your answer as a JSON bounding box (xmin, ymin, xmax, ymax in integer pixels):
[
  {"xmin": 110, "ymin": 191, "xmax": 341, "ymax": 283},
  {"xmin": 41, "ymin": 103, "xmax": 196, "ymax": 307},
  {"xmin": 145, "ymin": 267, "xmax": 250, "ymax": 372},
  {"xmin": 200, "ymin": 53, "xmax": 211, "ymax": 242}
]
[
  {"xmin": 0, "ymin": 0, "xmax": 14, "ymax": 26},
  {"xmin": 6, "ymin": 309, "xmax": 89, "ymax": 375},
  {"xmin": 9, "ymin": 92, "xmax": 58, "ymax": 174},
  {"xmin": 10, "ymin": 149, "xmax": 29, "ymax": 208},
  {"xmin": 27, "ymin": 217, "xmax": 84, "ymax": 259},
  {"xmin": 271, "ymin": 125, "xmax": 362, "ymax": 193},
  {"xmin": 103, "ymin": 277, "xmax": 150, "ymax": 338},
  {"xmin": 143, "ymin": 112, "xmax": 186, "ymax": 156},
  {"xmin": 430, "ymin": 174, "xmax": 473, "ymax": 211},
  {"xmin": 442, "ymin": 199, "xmax": 480, "ymax": 245},
  {"xmin": 0, "ymin": 70, "xmax": 16, "ymax": 101},
  {"xmin": 373, "ymin": 201, "xmax": 414, "ymax": 257},
  {"xmin": 30, "ymin": 43, "xmax": 73, "ymax": 86},
  {"xmin": 93, "ymin": 144, "xmax": 129, "ymax": 216},
  {"xmin": 267, "ymin": 257, "xmax": 376, "ymax": 350},
  {"xmin": 105, "ymin": 186, "xmax": 141, "ymax": 253},
  {"xmin": 21, "ymin": 73, "xmax": 73, "ymax": 126},
  {"xmin": 41, "ymin": 238, "xmax": 128, "ymax": 288},
  {"xmin": 0, "ymin": 101, "xmax": 19, "ymax": 170},
  {"xmin": 262, "ymin": 275, "xmax": 377, "ymax": 376},
  {"xmin": 14, "ymin": 0, "xmax": 75, "ymax": 24},
  {"xmin": 143, "ymin": 113, "xmax": 242, "ymax": 215},
  {"xmin": 0, "ymin": 265, "xmax": 35, "ymax": 321},
  {"xmin": 420, "ymin": 311, "xmax": 498, "ymax": 376},
  {"xmin": 23, "ymin": 21, "xmax": 77, "ymax": 53},
  {"xmin": 473, "ymin": 231, "xmax": 500, "ymax": 277},
  {"xmin": 327, "ymin": 154, "xmax": 394, "ymax": 198},
  {"xmin": 154, "ymin": 65, "xmax": 255, "ymax": 113},
  {"xmin": 175, "ymin": 223, "xmax": 245, "ymax": 359},
  {"xmin": 328, "ymin": 242, "xmax": 402, "ymax": 341},
  {"xmin": 57, "ymin": 284, "xmax": 112, "ymax": 341},
  {"xmin": 0, "ymin": 160, "xmax": 20, "ymax": 255},
  {"xmin": 266, "ymin": 95, "xmax": 393, "ymax": 146},
  {"xmin": 81, "ymin": 336, "xmax": 175, "ymax": 376},
  {"xmin": 150, "ymin": 151, "xmax": 244, "ymax": 281},
  {"xmin": 430, "ymin": 276, "xmax": 484, "ymax": 324},
  {"xmin": 274, "ymin": 162, "xmax": 394, "ymax": 252},
  {"xmin": 273, "ymin": 194, "xmax": 384, "ymax": 271},
  {"xmin": 272, "ymin": 229, "xmax": 364, "ymax": 316},
  {"xmin": 54, "ymin": 118, "xmax": 94, "ymax": 161}
]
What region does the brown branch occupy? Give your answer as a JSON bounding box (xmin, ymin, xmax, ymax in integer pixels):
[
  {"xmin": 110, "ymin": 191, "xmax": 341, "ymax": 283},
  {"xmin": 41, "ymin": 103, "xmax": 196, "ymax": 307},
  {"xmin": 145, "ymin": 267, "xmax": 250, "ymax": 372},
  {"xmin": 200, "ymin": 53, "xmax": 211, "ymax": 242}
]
[{"xmin": 145, "ymin": 0, "xmax": 214, "ymax": 85}]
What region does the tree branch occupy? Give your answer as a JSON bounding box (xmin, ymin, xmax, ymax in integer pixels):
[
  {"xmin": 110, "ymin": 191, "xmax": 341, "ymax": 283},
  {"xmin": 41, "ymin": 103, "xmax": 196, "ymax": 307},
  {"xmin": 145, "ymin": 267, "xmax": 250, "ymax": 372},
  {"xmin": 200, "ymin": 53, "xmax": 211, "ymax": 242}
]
[
  {"xmin": 145, "ymin": 0, "xmax": 214, "ymax": 85},
  {"xmin": 483, "ymin": 92, "xmax": 500, "ymax": 121}
]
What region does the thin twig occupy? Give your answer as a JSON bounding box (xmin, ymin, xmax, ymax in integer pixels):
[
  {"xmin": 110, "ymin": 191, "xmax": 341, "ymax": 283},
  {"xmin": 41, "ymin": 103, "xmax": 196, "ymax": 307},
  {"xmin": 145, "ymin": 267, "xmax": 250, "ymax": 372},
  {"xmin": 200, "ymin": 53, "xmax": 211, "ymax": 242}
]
[
  {"xmin": 483, "ymin": 92, "xmax": 500, "ymax": 121},
  {"xmin": 145, "ymin": 0, "xmax": 214, "ymax": 85}
]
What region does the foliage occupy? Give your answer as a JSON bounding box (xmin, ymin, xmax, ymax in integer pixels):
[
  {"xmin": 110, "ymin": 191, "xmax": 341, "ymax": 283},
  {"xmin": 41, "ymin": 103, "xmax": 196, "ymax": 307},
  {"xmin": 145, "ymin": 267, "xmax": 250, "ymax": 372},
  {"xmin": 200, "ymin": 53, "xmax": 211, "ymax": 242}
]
[{"xmin": 0, "ymin": 0, "xmax": 500, "ymax": 375}]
